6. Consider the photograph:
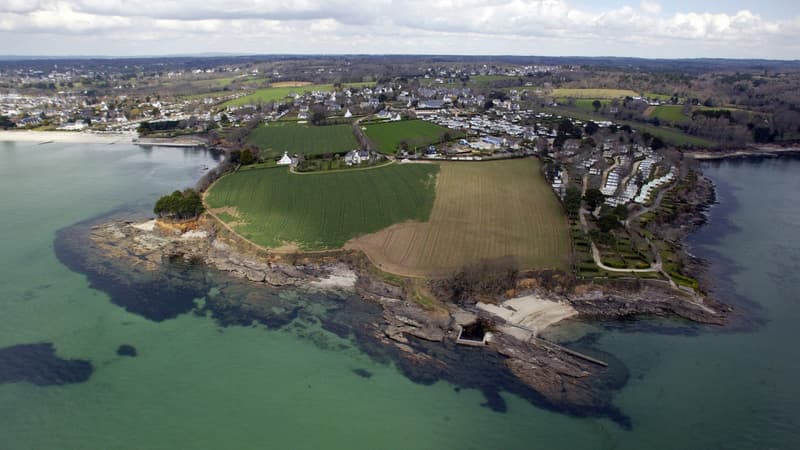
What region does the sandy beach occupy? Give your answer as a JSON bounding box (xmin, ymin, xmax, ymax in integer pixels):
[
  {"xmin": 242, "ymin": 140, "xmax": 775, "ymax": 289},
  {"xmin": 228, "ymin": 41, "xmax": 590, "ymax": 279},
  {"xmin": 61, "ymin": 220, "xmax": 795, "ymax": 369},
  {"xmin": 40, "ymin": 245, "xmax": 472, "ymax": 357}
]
[
  {"xmin": 0, "ymin": 130, "xmax": 136, "ymax": 145},
  {"xmin": 478, "ymin": 294, "xmax": 578, "ymax": 340}
]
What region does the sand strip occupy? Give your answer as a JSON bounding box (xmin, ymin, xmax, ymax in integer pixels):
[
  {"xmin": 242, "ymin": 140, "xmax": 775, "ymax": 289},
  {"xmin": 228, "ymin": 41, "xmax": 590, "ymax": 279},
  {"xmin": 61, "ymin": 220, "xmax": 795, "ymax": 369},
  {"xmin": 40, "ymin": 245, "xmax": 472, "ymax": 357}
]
[
  {"xmin": 0, "ymin": 130, "xmax": 135, "ymax": 144},
  {"xmin": 478, "ymin": 294, "xmax": 577, "ymax": 339},
  {"xmin": 309, "ymin": 265, "xmax": 358, "ymax": 290}
]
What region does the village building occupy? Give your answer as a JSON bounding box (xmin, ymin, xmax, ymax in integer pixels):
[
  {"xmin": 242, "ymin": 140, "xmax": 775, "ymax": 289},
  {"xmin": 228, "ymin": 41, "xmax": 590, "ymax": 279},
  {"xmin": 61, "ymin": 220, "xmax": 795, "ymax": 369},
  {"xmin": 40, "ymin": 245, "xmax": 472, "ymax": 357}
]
[{"xmin": 277, "ymin": 152, "xmax": 292, "ymax": 166}]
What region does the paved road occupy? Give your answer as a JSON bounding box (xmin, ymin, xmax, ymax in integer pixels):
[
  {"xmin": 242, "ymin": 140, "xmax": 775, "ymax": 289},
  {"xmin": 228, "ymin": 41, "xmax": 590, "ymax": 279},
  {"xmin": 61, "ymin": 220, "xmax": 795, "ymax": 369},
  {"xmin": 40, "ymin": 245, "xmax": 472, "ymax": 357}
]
[
  {"xmin": 618, "ymin": 159, "xmax": 642, "ymax": 193},
  {"xmin": 581, "ymin": 172, "xmax": 589, "ymax": 196}
]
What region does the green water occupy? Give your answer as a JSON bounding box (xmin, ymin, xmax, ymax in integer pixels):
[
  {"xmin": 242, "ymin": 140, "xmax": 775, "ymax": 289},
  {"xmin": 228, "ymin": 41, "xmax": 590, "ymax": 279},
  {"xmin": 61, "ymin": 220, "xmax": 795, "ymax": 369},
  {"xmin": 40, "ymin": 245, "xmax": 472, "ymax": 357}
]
[{"xmin": 1, "ymin": 142, "xmax": 798, "ymax": 449}]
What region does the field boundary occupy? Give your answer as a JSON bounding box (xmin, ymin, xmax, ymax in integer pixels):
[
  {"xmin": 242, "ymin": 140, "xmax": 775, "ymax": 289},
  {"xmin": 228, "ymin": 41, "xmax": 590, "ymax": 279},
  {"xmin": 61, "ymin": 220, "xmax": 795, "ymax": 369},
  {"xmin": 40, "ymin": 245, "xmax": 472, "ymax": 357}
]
[{"xmin": 289, "ymin": 160, "xmax": 395, "ymax": 175}]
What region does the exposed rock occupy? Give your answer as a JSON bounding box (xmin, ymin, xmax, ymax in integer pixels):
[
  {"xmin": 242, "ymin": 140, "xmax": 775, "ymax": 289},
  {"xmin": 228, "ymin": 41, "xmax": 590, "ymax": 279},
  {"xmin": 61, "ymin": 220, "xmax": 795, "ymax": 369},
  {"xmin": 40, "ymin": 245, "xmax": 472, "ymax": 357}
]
[
  {"xmin": 241, "ymin": 268, "xmax": 266, "ymax": 283},
  {"xmin": 567, "ymin": 281, "xmax": 726, "ymax": 325},
  {"xmin": 265, "ymin": 270, "xmax": 295, "ymax": 286},
  {"xmin": 82, "ymin": 215, "xmax": 726, "ymax": 426}
]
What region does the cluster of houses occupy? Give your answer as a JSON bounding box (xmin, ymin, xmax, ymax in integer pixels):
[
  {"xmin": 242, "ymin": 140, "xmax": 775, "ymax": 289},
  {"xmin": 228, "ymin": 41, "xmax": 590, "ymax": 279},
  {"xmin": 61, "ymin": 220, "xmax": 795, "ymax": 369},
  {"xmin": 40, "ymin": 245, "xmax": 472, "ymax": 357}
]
[
  {"xmin": 601, "ymin": 165, "xmax": 624, "ymax": 197},
  {"xmin": 555, "ymin": 131, "xmax": 676, "ymax": 209},
  {"xmin": 2, "ymin": 61, "xmax": 682, "ymax": 210},
  {"xmin": 634, "ymin": 169, "xmax": 676, "ymax": 204},
  {"xmin": 344, "ymin": 149, "xmax": 371, "ymax": 166},
  {"xmin": 0, "ymin": 88, "xmax": 202, "ymax": 132}
]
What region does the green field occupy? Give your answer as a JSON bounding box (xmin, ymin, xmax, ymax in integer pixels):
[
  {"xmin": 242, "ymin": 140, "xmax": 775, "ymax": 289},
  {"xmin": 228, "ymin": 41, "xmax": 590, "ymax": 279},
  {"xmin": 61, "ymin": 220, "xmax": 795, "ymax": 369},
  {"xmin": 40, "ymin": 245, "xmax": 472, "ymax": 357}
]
[
  {"xmin": 552, "ymin": 88, "xmax": 639, "ymax": 99},
  {"xmin": 184, "ymin": 90, "xmax": 235, "ymax": 100},
  {"xmin": 468, "ymin": 75, "xmax": 518, "ymax": 86},
  {"xmin": 363, "ymin": 120, "xmax": 463, "ymax": 154},
  {"xmin": 223, "ymin": 82, "xmax": 374, "ymax": 107},
  {"xmin": 248, "ymin": 122, "xmax": 358, "ymax": 158},
  {"xmin": 633, "ymin": 121, "xmax": 714, "ymax": 147},
  {"xmin": 541, "ymin": 106, "xmax": 715, "ymax": 148},
  {"xmin": 175, "ymin": 75, "xmax": 266, "ymax": 99},
  {"xmin": 647, "ymin": 105, "xmax": 690, "ymax": 124},
  {"xmin": 644, "ymin": 92, "xmax": 675, "ymax": 101},
  {"xmin": 205, "ymin": 164, "xmax": 439, "ymax": 250},
  {"xmin": 557, "ymin": 98, "xmax": 611, "ymax": 111}
]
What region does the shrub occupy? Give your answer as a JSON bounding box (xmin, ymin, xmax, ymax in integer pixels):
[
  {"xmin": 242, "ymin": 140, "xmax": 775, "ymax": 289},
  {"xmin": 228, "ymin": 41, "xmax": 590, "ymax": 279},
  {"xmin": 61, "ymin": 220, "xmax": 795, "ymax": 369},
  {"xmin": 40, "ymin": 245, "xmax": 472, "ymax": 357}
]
[{"xmin": 154, "ymin": 189, "xmax": 204, "ymax": 220}]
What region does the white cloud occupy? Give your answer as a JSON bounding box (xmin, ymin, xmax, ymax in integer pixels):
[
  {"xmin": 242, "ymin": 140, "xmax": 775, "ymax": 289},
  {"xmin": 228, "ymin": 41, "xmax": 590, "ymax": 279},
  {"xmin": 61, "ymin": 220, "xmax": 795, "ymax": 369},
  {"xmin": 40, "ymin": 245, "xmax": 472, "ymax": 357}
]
[
  {"xmin": 640, "ymin": 1, "xmax": 661, "ymax": 15},
  {"xmin": 0, "ymin": 0, "xmax": 797, "ymax": 58}
]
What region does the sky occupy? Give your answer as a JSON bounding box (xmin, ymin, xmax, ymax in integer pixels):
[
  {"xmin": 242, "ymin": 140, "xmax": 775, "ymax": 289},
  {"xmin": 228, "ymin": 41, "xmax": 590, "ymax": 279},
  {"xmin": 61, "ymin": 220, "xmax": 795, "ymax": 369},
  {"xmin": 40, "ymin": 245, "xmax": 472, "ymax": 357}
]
[{"xmin": 1, "ymin": 0, "xmax": 798, "ymax": 59}]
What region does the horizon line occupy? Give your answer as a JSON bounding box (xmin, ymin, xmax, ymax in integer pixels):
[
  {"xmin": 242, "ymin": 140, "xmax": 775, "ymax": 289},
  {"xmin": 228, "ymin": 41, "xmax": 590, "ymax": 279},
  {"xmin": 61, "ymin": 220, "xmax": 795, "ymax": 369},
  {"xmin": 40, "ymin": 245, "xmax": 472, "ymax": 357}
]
[{"xmin": 0, "ymin": 53, "xmax": 799, "ymax": 63}]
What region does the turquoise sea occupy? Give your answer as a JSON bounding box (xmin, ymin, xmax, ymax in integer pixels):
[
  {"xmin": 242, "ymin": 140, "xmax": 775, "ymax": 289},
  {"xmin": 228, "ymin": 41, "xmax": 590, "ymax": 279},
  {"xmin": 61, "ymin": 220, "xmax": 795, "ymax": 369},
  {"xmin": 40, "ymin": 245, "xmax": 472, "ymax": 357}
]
[{"xmin": 0, "ymin": 141, "xmax": 798, "ymax": 449}]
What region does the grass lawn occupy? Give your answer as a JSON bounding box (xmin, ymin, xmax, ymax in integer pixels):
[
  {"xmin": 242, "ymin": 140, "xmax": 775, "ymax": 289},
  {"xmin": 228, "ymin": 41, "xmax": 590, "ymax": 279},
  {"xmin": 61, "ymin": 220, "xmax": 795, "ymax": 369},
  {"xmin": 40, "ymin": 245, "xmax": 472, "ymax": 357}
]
[
  {"xmin": 558, "ymin": 98, "xmax": 611, "ymax": 112},
  {"xmin": 633, "ymin": 122, "xmax": 714, "ymax": 147},
  {"xmin": 552, "ymin": 88, "xmax": 639, "ymax": 99},
  {"xmin": 348, "ymin": 158, "xmax": 571, "ymax": 277},
  {"xmin": 644, "ymin": 92, "xmax": 675, "ymax": 101},
  {"xmin": 248, "ymin": 122, "xmax": 358, "ymax": 158},
  {"xmin": 363, "ymin": 120, "xmax": 463, "ymax": 154},
  {"xmin": 646, "ymin": 105, "xmax": 690, "ymax": 124},
  {"xmin": 222, "ymin": 82, "xmax": 374, "ymax": 107},
  {"xmin": 205, "ymin": 164, "xmax": 438, "ymax": 250}
]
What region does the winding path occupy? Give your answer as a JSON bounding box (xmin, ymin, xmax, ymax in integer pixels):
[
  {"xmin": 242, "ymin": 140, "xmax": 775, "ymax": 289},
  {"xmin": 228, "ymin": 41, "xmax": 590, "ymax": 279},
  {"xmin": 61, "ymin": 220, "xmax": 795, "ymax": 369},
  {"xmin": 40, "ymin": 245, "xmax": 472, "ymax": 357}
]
[
  {"xmin": 590, "ymin": 242, "xmax": 662, "ymax": 273},
  {"xmin": 625, "ymin": 180, "xmax": 678, "ymax": 227}
]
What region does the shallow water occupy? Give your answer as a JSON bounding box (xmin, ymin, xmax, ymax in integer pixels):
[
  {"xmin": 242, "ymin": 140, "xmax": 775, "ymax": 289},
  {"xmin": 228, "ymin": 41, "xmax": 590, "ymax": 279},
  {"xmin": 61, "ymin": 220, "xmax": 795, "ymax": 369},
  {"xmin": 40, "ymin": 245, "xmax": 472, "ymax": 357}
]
[{"xmin": 1, "ymin": 142, "xmax": 798, "ymax": 449}]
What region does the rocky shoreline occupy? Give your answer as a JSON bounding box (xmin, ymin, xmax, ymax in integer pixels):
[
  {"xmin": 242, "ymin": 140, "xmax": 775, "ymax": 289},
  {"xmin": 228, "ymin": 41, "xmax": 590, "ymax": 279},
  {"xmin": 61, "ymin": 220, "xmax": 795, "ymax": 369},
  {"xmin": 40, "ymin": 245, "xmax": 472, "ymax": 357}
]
[
  {"xmin": 644, "ymin": 167, "xmax": 736, "ymax": 314},
  {"xmin": 63, "ymin": 212, "xmax": 729, "ymax": 425},
  {"xmin": 686, "ymin": 144, "xmax": 800, "ymax": 161}
]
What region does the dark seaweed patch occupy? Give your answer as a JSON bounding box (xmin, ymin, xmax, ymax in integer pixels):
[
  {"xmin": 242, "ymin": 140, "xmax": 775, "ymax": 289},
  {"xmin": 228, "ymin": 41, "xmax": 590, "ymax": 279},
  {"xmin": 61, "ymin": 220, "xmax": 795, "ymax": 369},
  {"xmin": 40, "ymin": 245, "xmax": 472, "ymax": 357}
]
[
  {"xmin": 53, "ymin": 212, "xmax": 632, "ymax": 425},
  {"xmin": 352, "ymin": 368, "xmax": 373, "ymax": 378},
  {"xmin": 0, "ymin": 343, "xmax": 92, "ymax": 386},
  {"xmin": 320, "ymin": 293, "xmax": 632, "ymax": 427},
  {"xmin": 54, "ymin": 214, "xmax": 213, "ymax": 322},
  {"xmin": 116, "ymin": 344, "xmax": 137, "ymax": 357}
]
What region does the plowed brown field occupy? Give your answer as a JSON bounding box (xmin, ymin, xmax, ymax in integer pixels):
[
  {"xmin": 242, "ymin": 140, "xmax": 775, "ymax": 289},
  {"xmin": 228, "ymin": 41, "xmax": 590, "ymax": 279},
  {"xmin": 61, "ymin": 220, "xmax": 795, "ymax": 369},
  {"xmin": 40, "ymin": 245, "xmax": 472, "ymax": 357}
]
[{"xmin": 347, "ymin": 158, "xmax": 571, "ymax": 277}]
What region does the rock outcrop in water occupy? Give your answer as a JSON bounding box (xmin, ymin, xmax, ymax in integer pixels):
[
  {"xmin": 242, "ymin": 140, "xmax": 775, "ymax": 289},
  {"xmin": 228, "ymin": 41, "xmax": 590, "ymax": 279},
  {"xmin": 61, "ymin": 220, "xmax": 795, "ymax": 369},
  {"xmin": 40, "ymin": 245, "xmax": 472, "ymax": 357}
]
[
  {"xmin": 0, "ymin": 343, "xmax": 93, "ymax": 385},
  {"xmin": 55, "ymin": 213, "xmax": 728, "ymax": 427}
]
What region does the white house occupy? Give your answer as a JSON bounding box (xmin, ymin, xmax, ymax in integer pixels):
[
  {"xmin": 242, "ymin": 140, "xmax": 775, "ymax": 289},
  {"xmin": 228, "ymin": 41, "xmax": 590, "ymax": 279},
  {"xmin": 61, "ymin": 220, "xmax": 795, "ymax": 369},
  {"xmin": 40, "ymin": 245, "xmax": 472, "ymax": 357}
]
[
  {"xmin": 344, "ymin": 149, "xmax": 370, "ymax": 166},
  {"xmin": 277, "ymin": 152, "xmax": 292, "ymax": 166}
]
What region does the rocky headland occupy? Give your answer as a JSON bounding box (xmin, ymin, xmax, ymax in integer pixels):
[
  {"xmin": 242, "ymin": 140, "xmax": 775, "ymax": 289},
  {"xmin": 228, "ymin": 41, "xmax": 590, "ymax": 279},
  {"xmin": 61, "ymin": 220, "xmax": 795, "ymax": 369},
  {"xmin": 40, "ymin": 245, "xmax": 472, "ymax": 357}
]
[{"xmin": 65, "ymin": 211, "xmax": 729, "ymax": 426}]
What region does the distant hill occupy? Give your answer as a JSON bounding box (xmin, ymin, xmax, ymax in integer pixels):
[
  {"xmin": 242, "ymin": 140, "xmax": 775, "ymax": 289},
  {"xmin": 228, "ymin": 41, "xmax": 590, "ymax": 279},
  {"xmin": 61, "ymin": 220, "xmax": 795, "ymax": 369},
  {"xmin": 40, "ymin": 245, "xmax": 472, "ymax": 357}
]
[{"xmin": 0, "ymin": 54, "xmax": 798, "ymax": 73}]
